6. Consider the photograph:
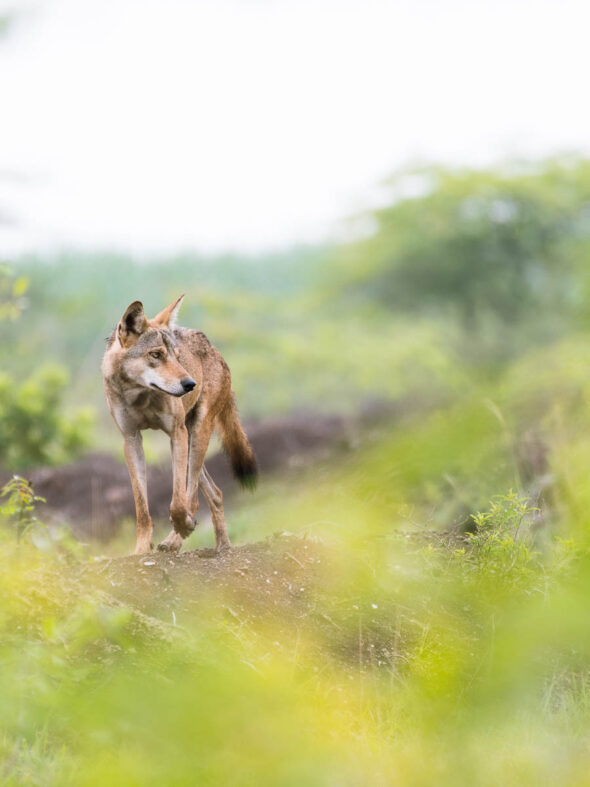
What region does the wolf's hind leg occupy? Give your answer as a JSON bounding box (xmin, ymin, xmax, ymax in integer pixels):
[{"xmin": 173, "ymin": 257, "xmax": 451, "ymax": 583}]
[
  {"xmin": 186, "ymin": 413, "xmax": 215, "ymax": 519},
  {"xmin": 199, "ymin": 465, "xmax": 231, "ymax": 552}
]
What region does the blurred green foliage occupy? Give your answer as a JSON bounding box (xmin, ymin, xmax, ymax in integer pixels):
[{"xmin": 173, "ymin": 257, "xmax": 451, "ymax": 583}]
[
  {"xmin": 0, "ymin": 267, "xmax": 93, "ymax": 469},
  {"xmin": 1, "ymin": 478, "xmax": 590, "ymax": 785},
  {"xmin": 0, "ymin": 365, "xmax": 93, "ymax": 469},
  {"xmin": 339, "ymin": 156, "xmax": 590, "ymax": 361},
  {"xmin": 0, "ymin": 13, "xmax": 14, "ymax": 39},
  {"xmin": 0, "ymin": 475, "xmax": 46, "ymax": 542},
  {"xmin": 0, "ymin": 262, "xmax": 29, "ymax": 321}
]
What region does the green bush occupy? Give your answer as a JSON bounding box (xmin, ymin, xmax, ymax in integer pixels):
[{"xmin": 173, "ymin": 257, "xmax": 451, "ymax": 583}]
[
  {"xmin": 0, "ymin": 365, "xmax": 93, "ymax": 469},
  {"xmin": 0, "ymin": 266, "xmax": 93, "ymax": 469},
  {"xmin": 467, "ymin": 493, "xmax": 542, "ymax": 582}
]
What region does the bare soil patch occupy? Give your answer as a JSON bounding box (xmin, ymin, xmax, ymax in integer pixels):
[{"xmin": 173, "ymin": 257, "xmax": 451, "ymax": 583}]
[
  {"xmin": 87, "ymin": 534, "xmax": 329, "ymax": 643},
  {"xmin": 83, "ymin": 529, "xmax": 467, "ymax": 673}
]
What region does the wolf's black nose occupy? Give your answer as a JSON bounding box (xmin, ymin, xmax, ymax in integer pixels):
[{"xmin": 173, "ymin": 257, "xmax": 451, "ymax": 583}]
[{"xmin": 181, "ymin": 378, "xmax": 196, "ymax": 392}]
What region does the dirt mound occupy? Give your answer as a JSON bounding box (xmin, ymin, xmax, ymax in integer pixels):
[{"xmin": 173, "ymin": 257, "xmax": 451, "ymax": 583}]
[
  {"xmin": 84, "ymin": 528, "xmax": 466, "ymax": 672},
  {"xmin": 89, "ymin": 533, "xmax": 325, "ymax": 622},
  {"xmin": 84, "ymin": 533, "xmax": 393, "ymax": 671}
]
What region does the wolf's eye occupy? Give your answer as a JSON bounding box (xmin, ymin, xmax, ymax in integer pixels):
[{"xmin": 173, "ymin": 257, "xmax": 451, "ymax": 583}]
[{"xmin": 149, "ymin": 351, "xmax": 162, "ymax": 360}]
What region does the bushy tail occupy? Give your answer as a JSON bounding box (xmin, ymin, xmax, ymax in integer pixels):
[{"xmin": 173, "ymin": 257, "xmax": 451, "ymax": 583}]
[{"xmin": 216, "ymin": 396, "xmax": 258, "ymax": 490}]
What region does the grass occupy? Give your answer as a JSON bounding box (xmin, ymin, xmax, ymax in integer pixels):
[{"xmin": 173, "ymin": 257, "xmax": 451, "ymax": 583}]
[{"xmin": 2, "ymin": 438, "xmax": 590, "ymax": 786}]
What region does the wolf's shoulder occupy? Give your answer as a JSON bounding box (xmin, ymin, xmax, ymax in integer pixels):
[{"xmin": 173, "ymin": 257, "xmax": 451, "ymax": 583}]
[{"xmin": 174, "ymin": 326, "xmax": 213, "ymax": 354}]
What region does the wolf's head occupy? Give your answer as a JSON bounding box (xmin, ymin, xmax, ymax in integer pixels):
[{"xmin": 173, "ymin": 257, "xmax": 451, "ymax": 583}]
[{"xmin": 113, "ymin": 295, "xmax": 196, "ymax": 397}]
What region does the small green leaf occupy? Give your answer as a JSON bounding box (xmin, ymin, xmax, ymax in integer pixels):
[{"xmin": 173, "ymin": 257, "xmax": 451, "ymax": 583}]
[{"xmin": 12, "ymin": 276, "xmax": 29, "ymax": 297}]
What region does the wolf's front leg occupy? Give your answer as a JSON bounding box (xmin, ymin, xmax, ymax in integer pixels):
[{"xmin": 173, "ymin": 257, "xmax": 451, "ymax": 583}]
[
  {"xmin": 168, "ymin": 423, "xmax": 195, "ymax": 538},
  {"xmin": 123, "ymin": 432, "xmax": 153, "ymax": 554}
]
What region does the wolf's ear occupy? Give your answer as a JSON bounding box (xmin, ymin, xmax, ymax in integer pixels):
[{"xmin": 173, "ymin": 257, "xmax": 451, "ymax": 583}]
[
  {"xmin": 152, "ymin": 294, "xmax": 185, "ymax": 328},
  {"xmin": 118, "ymin": 301, "xmax": 148, "ymax": 347}
]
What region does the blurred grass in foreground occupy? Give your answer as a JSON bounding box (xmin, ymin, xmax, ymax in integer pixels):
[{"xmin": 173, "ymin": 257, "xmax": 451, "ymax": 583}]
[
  {"xmin": 1, "ymin": 485, "xmax": 590, "ymax": 785},
  {"xmin": 4, "ymin": 336, "xmax": 590, "ymax": 785}
]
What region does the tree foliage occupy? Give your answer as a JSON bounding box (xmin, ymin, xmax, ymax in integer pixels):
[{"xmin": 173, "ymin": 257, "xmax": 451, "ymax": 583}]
[{"xmin": 349, "ymin": 158, "xmax": 590, "ymax": 349}]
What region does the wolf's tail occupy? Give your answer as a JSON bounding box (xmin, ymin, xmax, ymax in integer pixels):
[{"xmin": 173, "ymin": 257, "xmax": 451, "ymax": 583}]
[{"xmin": 216, "ymin": 395, "xmax": 258, "ymax": 490}]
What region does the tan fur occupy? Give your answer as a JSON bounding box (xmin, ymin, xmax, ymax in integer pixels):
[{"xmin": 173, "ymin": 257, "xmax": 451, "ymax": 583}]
[{"xmin": 102, "ymin": 296, "xmax": 257, "ymax": 555}]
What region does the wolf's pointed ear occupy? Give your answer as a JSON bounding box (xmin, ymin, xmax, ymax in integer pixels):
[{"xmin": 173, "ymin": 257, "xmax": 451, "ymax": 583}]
[
  {"xmin": 118, "ymin": 301, "xmax": 148, "ymax": 347},
  {"xmin": 152, "ymin": 294, "xmax": 185, "ymax": 328}
]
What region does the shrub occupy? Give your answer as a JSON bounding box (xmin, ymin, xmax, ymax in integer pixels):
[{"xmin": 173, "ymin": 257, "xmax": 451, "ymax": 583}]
[
  {"xmin": 0, "ymin": 365, "xmax": 93, "ymax": 469},
  {"xmin": 457, "ymin": 492, "xmax": 547, "ymax": 598}
]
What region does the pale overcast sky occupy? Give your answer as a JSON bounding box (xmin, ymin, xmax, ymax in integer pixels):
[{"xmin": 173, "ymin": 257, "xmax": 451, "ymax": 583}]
[{"xmin": 1, "ymin": 0, "xmax": 589, "ymax": 256}]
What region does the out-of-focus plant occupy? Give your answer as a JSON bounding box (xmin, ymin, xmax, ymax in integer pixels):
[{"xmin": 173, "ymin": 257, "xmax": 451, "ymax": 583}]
[
  {"xmin": 343, "ymin": 157, "xmax": 590, "ymax": 359},
  {"xmin": 1, "ymin": 469, "xmax": 590, "ymax": 785},
  {"xmin": 446, "ymin": 492, "xmax": 549, "ymax": 605},
  {"xmin": 0, "ymin": 266, "xmax": 93, "ymax": 469},
  {"xmin": 0, "ymin": 365, "xmax": 93, "ymax": 468},
  {"xmin": 0, "ymin": 11, "xmax": 16, "ymax": 39},
  {"xmin": 467, "ymin": 492, "xmax": 541, "ymax": 578},
  {"xmin": 0, "ymin": 263, "xmax": 29, "ymax": 321},
  {"xmin": 0, "ymin": 475, "xmax": 80, "ymax": 556},
  {"xmin": 0, "ymin": 475, "xmax": 45, "ymax": 541}
]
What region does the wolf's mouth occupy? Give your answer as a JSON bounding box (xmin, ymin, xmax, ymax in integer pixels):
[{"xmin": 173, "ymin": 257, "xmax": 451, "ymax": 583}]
[{"xmin": 149, "ymin": 383, "xmax": 185, "ymax": 397}]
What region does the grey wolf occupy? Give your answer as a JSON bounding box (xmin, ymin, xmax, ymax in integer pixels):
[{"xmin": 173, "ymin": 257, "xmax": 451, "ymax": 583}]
[{"xmin": 101, "ymin": 295, "xmax": 257, "ymax": 554}]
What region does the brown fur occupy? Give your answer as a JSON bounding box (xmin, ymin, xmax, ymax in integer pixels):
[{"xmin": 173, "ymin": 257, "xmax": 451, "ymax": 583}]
[{"xmin": 101, "ymin": 295, "xmax": 257, "ymax": 554}]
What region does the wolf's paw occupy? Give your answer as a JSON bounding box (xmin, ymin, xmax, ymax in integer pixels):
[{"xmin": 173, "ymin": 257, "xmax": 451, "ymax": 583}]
[
  {"xmin": 157, "ymin": 530, "xmax": 183, "ymax": 553},
  {"xmin": 169, "ymin": 510, "xmax": 196, "ymax": 538},
  {"xmin": 215, "ymin": 539, "xmax": 232, "ymax": 555},
  {"xmin": 133, "ymin": 540, "xmax": 154, "ymax": 556}
]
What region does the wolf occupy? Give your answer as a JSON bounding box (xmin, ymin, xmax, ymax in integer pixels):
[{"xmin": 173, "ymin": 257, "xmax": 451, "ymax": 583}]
[{"xmin": 101, "ymin": 295, "xmax": 257, "ymax": 555}]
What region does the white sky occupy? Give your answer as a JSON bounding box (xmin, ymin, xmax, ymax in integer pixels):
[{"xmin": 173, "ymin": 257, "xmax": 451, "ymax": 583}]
[{"xmin": 1, "ymin": 0, "xmax": 589, "ymax": 256}]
